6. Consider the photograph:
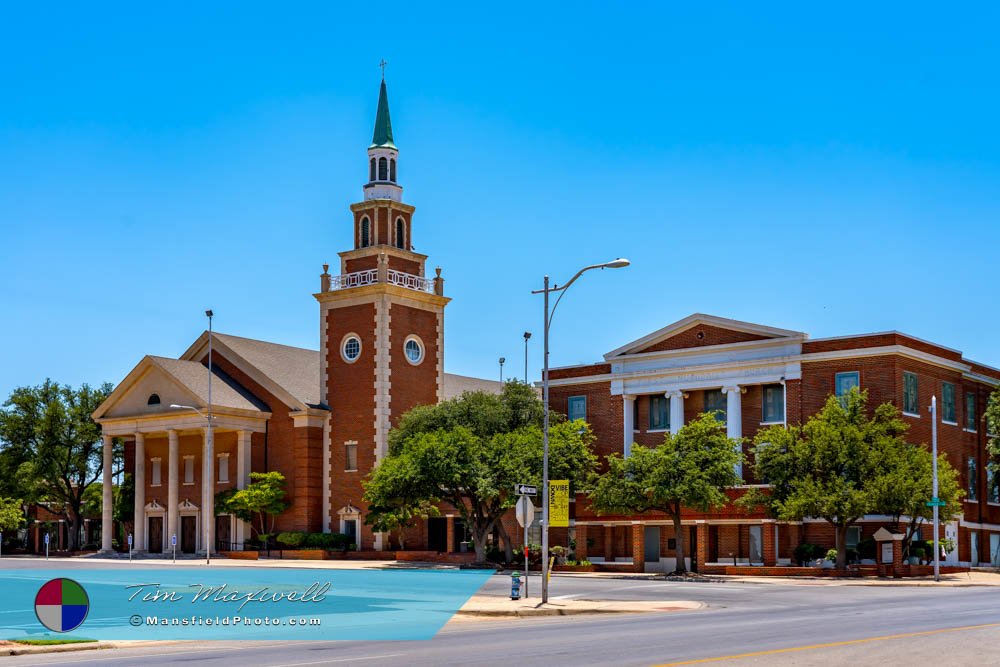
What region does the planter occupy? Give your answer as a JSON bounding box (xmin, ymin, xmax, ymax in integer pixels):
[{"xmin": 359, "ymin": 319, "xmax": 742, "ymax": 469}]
[
  {"xmin": 282, "ymin": 549, "xmax": 329, "ymax": 560},
  {"xmin": 552, "ymin": 564, "xmax": 596, "ymax": 573}
]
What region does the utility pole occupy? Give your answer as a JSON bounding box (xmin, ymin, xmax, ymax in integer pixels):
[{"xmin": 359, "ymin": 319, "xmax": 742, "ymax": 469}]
[{"xmin": 931, "ymin": 395, "xmax": 940, "ymax": 582}]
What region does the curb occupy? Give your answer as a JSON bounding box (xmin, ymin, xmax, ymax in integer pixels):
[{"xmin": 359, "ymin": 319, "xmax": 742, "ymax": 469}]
[
  {"xmin": 456, "ymin": 601, "xmax": 704, "ymax": 618},
  {"xmin": 1, "ymin": 641, "xmax": 115, "ymax": 656}
]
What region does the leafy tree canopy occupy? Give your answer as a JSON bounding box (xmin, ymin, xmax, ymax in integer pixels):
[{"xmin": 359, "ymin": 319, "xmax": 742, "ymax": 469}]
[
  {"xmin": 217, "ymin": 471, "xmax": 288, "ymax": 542},
  {"xmin": 589, "ymin": 412, "xmax": 742, "ymax": 573}
]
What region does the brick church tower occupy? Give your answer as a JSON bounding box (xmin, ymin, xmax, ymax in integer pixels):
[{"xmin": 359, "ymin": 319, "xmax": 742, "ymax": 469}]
[{"xmin": 316, "ymin": 77, "xmax": 449, "ymax": 550}]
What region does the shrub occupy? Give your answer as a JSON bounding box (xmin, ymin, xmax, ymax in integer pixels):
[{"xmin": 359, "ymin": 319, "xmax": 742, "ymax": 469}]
[
  {"xmin": 794, "ymin": 543, "xmax": 822, "ymax": 565},
  {"xmin": 276, "ymin": 532, "xmax": 307, "ymax": 548},
  {"xmin": 303, "ymin": 532, "xmax": 352, "ymax": 550},
  {"xmin": 857, "ymin": 537, "xmax": 876, "ymax": 560},
  {"xmin": 825, "ymin": 548, "xmax": 838, "ymax": 562}
]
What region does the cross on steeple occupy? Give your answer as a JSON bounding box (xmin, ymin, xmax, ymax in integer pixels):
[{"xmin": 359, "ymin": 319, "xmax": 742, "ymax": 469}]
[{"xmin": 379, "ymin": 59, "xmax": 387, "ymax": 80}]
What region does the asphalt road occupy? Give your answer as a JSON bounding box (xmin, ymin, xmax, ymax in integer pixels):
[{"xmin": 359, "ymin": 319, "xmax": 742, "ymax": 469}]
[{"xmin": 4, "ymin": 559, "xmax": 999, "ymax": 666}]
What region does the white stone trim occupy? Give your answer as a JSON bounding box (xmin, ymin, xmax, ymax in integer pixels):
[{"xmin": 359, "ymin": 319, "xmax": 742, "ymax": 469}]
[
  {"xmin": 322, "ymin": 415, "xmax": 331, "ymax": 533},
  {"xmin": 373, "ymin": 295, "xmax": 391, "ymax": 465}
]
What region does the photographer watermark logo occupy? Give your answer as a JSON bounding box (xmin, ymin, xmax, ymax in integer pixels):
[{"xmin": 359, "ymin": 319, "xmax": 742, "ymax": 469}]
[{"xmin": 34, "ymin": 578, "xmax": 90, "ymax": 632}]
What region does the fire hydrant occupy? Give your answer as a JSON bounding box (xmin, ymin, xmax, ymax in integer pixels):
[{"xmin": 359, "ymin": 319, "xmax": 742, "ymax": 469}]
[{"xmin": 510, "ymin": 571, "xmax": 522, "ymax": 600}]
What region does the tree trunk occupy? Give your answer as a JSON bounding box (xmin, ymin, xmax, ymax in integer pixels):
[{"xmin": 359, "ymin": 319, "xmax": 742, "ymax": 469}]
[
  {"xmin": 835, "ymin": 523, "xmax": 848, "ymax": 570},
  {"xmin": 472, "ymin": 524, "xmax": 489, "ymax": 564},
  {"xmin": 496, "ymin": 519, "xmax": 514, "ymax": 563},
  {"xmin": 673, "ymin": 514, "xmax": 687, "ymax": 574}
]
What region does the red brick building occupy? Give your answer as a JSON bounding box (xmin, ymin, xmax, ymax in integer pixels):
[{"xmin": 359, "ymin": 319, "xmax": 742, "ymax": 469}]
[
  {"xmin": 91, "ymin": 78, "xmax": 497, "ymax": 555},
  {"xmin": 548, "ymin": 313, "xmax": 1000, "ymax": 571}
]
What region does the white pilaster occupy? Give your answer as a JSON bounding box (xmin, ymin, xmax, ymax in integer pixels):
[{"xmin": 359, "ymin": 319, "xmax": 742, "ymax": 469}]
[
  {"xmin": 167, "ymin": 430, "xmax": 179, "ymax": 550},
  {"xmin": 667, "ymin": 390, "xmax": 685, "ymax": 435},
  {"xmin": 202, "ymin": 427, "xmax": 215, "ymax": 555},
  {"xmin": 101, "ymin": 434, "xmax": 113, "ymax": 553},
  {"xmin": 723, "ymin": 386, "xmax": 744, "ymax": 480},
  {"xmin": 235, "ymin": 430, "xmax": 252, "ymax": 545},
  {"xmin": 623, "ymin": 394, "xmax": 635, "ymax": 457},
  {"xmin": 134, "ymin": 433, "xmax": 145, "ymax": 553}
]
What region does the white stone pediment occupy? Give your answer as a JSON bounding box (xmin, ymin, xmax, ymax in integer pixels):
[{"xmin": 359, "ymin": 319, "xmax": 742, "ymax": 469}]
[{"xmin": 94, "ymin": 358, "xmax": 203, "ymax": 420}]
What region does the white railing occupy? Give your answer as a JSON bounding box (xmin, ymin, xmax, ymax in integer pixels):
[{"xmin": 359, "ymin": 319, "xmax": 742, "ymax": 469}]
[
  {"xmin": 387, "ymin": 269, "xmax": 434, "ymax": 293},
  {"xmin": 328, "ymin": 268, "xmax": 433, "ymax": 293},
  {"xmin": 330, "ymin": 269, "xmax": 377, "ymax": 290}
]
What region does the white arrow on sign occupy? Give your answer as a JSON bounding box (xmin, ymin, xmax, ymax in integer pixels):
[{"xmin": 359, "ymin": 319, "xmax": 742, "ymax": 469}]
[
  {"xmin": 516, "ymin": 484, "xmax": 538, "ymax": 496},
  {"xmin": 515, "ymin": 495, "xmax": 535, "ymax": 528}
]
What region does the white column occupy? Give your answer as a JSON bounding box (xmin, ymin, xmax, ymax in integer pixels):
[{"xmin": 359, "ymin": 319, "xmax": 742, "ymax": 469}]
[
  {"xmin": 101, "ymin": 434, "xmax": 113, "ymax": 553},
  {"xmin": 134, "ymin": 433, "xmax": 145, "ymax": 553},
  {"xmin": 668, "ymin": 390, "xmax": 685, "ymax": 434},
  {"xmin": 235, "ymin": 430, "xmax": 252, "ymax": 545},
  {"xmin": 623, "ymin": 394, "xmax": 635, "ymax": 457},
  {"xmin": 202, "ymin": 427, "xmax": 215, "ymax": 555},
  {"xmin": 722, "ymin": 386, "xmax": 743, "ymax": 480},
  {"xmin": 167, "ymin": 430, "xmax": 179, "ymax": 550}
]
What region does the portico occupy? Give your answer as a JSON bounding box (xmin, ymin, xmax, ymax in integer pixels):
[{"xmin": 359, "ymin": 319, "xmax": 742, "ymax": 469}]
[{"xmin": 91, "ymin": 355, "xmax": 271, "ymax": 555}]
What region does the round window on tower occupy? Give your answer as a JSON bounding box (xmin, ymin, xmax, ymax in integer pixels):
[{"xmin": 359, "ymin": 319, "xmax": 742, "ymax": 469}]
[
  {"xmin": 341, "ymin": 334, "xmax": 362, "ymax": 363},
  {"xmin": 404, "ymin": 335, "xmax": 424, "ymax": 365}
]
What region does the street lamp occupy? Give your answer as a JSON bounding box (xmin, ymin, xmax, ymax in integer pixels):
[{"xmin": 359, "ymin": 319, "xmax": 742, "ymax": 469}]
[
  {"xmin": 523, "ymin": 332, "xmax": 532, "ymax": 384},
  {"xmin": 169, "ymin": 308, "xmax": 214, "ymax": 565},
  {"xmin": 532, "ymin": 258, "xmax": 629, "ymax": 603},
  {"xmin": 499, "ymin": 357, "xmax": 506, "ymax": 385}
]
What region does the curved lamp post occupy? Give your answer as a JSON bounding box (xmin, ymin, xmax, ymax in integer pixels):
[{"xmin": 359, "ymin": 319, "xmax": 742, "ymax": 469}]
[{"xmin": 532, "ymin": 258, "xmax": 629, "ymax": 603}]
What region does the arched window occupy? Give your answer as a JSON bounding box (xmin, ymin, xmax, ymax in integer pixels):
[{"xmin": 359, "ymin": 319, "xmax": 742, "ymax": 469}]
[
  {"xmin": 147, "ymin": 393, "xmax": 161, "ymax": 406},
  {"xmin": 395, "ymin": 218, "xmax": 405, "ymax": 249},
  {"xmin": 389, "ymin": 158, "xmax": 396, "ymax": 182},
  {"xmin": 360, "ymin": 217, "xmax": 370, "ymax": 247},
  {"xmin": 369, "ymin": 158, "xmax": 376, "ymax": 181},
  {"xmin": 378, "ymin": 157, "xmax": 388, "ymax": 181}
]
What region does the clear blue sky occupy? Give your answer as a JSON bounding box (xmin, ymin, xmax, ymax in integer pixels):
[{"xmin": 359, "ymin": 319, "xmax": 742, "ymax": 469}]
[{"xmin": 2, "ymin": 3, "xmax": 999, "ymax": 400}]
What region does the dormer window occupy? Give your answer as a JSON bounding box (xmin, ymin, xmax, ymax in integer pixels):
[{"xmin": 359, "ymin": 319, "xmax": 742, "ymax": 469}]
[
  {"xmin": 395, "ymin": 218, "xmax": 405, "ymax": 249},
  {"xmin": 361, "ymin": 217, "xmax": 371, "ymax": 247},
  {"xmin": 147, "ymin": 393, "xmax": 161, "ymax": 406},
  {"xmin": 378, "ymin": 157, "xmax": 388, "ymax": 181}
]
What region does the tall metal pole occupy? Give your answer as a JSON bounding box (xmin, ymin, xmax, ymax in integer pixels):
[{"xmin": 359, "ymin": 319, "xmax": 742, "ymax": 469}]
[
  {"xmin": 523, "ymin": 332, "xmax": 532, "ymax": 384},
  {"xmin": 499, "ymin": 357, "xmax": 505, "ymax": 385},
  {"xmin": 541, "ymin": 276, "xmax": 550, "ymax": 604},
  {"xmin": 931, "ymin": 395, "xmax": 940, "ymax": 582},
  {"xmin": 206, "ymin": 310, "xmax": 214, "ymax": 565}
]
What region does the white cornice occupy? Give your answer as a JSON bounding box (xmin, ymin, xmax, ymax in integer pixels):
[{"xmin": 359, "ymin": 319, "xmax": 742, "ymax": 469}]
[
  {"xmin": 605, "ymin": 335, "xmax": 804, "ymax": 363},
  {"xmin": 547, "ymin": 344, "xmax": 994, "ymax": 389}
]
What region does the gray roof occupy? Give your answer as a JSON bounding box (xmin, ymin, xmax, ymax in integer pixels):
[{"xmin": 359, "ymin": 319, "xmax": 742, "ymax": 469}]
[
  {"xmin": 211, "ymin": 333, "xmax": 323, "ymax": 409},
  {"xmin": 148, "ymin": 356, "xmax": 266, "ymax": 412},
  {"xmin": 441, "ymin": 373, "xmax": 502, "ymax": 400},
  {"xmin": 199, "ymin": 333, "xmax": 499, "ymax": 409}
]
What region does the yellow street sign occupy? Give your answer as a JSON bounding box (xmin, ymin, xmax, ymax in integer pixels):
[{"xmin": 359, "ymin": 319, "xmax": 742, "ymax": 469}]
[{"xmin": 549, "ymin": 480, "xmax": 569, "ymax": 527}]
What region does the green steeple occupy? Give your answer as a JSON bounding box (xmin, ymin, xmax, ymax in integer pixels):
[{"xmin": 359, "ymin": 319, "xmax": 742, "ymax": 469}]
[{"xmin": 370, "ymin": 79, "xmax": 395, "ymax": 149}]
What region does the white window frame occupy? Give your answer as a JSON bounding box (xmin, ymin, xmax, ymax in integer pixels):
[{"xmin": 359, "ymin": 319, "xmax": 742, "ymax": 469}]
[
  {"xmin": 341, "ymin": 333, "xmax": 362, "ymax": 364},
  {"xmin": 568, "ymin": 395, "xmax": 587, "ymax": 422},
  {"xmin": 344, "ymin": 441, "xmax": 358, "ymax": 472},
  {"xmin": 183, "ymin": 455, "xmax": 195, "ymax": 485},
  {"xmin": 403, "ymin": 335, "xmax": 424, "ymax": 366},
  {"xmin": 217, "ymin": 453, "xmax": 229, "ymax": 483},
  {"xmin": 902, "ymin": 371, "xmax": 920, "ymax": 417},
  {"xmin": 151, "ymin": 458, "xmax": 162, "ymax": 486},
  {"xmin": 941, "ymin": 382, "xmax": 958, "ymax": 425}
]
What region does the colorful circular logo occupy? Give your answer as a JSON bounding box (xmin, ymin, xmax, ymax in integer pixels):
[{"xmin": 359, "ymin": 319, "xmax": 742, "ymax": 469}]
[{"xmin": 34, "ymin": 578, "xmax": 89, "ymax": 633}]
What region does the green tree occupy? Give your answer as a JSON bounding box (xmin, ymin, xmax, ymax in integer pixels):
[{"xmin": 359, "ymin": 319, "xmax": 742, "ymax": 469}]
[
  {"xmin": 987, "ymin": 388, "xmax": 1000, "ymax": 460},
  {"xmin": 217, "ymin": 471, "xmax": 289, "ymax": 544},
  {"xmin": 868, "ymin": 444, "xmax": 963, "ymax": 557},
  {"xmin": 588, "ymin": 413, "xmax": 742, "ymax": 574},
  {"xmin": 0, "ymin": 381, "xmax": 115, "ymax": 550},
  {"xmin": 0, "ymin": 496, "xmax": 25, "ymax": 535},
  {"xmin": 747, "ymin": 388, "xmax": 910, "ymax": 569},
  {"xmin": 364, "ymin": 382, "xmax": 596, "ymax": 563}
]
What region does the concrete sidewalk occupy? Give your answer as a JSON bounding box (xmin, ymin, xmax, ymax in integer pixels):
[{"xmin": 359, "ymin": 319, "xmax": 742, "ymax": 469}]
[
  {"xmin": 454, "ymin": 595, "xmax": 703, "ymax": 619},
  {"xmin": 721, "ymin": 570, "xmax": 1000, "ymax": 587}
]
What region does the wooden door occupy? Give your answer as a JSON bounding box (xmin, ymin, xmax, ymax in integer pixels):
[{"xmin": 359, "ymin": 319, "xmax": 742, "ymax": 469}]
[
  {"xmin": 148, "ymin": 516, "xmax": 163, "ymax": 553},
  {"xmin": 181, "ymin": 516, "xmax": 196, "ymax": 553},
  {"xmin": 215, "ymin": 515, "xmax": 231, "ymax": 551}
]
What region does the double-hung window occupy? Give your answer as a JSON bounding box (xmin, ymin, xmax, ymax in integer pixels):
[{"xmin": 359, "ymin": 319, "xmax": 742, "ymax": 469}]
[
  {"xmin": 942, "ymin": 382, "xmax": 956, "ymax": 424},
  {"xmin": 966, "ymin": 392, "xmax": 977, "ymax": 431},
  {"xmin": 649, "ymin": 395, "xmax": 669, "ymax": 430},
  {"xmin": 903, "ymin": 372, "xmax": 919, "ymax": 416},
  {"xmin": 704, "ymin": 389, "xmax": 727, "ymax": 422},
  {"xmin": 762, "ymin": 384, "xmax": 785, "ymax": 423},
  {"xmin": 968, "ymin": 457, "xmax": 978, "ymax": 501},
  {"xmin": 990, "ymin": 468, "xmax": 1000, "ymax": 504},
  {"xmin": 835, "ymin": 372, "xmax": 860, "ymax": 405},
  {"xmin": 568, "ymin": 396, "xmax": 587, "ymax": 422}
]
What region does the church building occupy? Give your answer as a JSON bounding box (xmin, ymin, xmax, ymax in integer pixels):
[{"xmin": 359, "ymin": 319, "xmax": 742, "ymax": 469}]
[{"xmin": 91, "ymin": 78, "xmax": 497, "ymax": 555}]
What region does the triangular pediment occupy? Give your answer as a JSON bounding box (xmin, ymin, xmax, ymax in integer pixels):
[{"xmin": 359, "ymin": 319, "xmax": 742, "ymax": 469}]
[
  {"xmin": 92, "ymin": 357, "xmax": 207, "ymax": 420},
  {"xmin": 605, "ymin": 314, "xmax": 806, "ymax": 359}
]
